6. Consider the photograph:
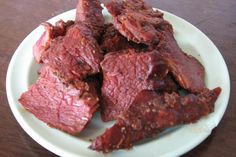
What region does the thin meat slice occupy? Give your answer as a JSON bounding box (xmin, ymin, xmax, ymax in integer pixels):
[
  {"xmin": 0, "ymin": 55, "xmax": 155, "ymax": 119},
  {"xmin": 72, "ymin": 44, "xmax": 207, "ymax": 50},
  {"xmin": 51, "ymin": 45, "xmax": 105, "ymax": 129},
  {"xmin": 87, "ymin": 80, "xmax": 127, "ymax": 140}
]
[
  {"xmin": 101, "ymin": 49, "xmax": 177, "ymax": 121},
  {"xmin": 105, "ymin": 0, "xmax": 168, "ymax": 45},
  {"xmin": 19, "ymin": 65, "xmax": 99, "ymax": 135},
  {"xmin": 100, "ymin": 24, "xmax": 147, "ymax": 53},
  {"xmin": 33, "ymin": 20, "xmax": 74, "ymax": 63},
  {"xmin": 90, "ymin": 88, "xmax": 221, "ymax": 152},
  {"xmin": 76, "ymin": 0, "xmax": 104, "ymax": 39},
  {"xmin": 63, "ymin": 23, "xmax": 104, "ymax": 74},
  {"xmin": 159, "ymin": 30, "xmax": 205, "ymax": 93}
]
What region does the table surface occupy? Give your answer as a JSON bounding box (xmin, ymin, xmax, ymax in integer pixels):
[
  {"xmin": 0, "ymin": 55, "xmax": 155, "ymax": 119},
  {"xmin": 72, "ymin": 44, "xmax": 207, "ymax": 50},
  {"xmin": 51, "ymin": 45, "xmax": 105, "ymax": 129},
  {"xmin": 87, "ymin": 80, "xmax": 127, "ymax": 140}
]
[{"xmin": 1, "ymin": 0, "xmax": 235, "ymax": 156}]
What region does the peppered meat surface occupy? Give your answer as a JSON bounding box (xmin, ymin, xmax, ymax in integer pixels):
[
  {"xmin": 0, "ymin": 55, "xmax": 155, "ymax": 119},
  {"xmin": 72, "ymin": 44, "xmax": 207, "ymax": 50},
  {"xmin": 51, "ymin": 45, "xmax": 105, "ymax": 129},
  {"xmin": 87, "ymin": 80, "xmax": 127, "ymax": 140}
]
[
  {"xmin": 100, "ymin": 24, "xmax": 135, "ymax": 53},
  {"xmin": 100, "ymin": 24, "xmax": 148, "ymax": 53},
  {"xmin": 100, "ymin": 49, "xmax": 179, "ymax": 121},
  {"xmin": 90, "ymin": 88, "xmax": 221, "ymax": 152},
  {"xmin": 33, "ymin": 20, "xmax": 74, "ymax": 63},
  {"xmin": 158, "ymin": 30, "xmax": 205, "ymax": 93},
  {"xmin": 41, "ymin": 37, "xmax": 91, "ymax": 83},
  {"xmin": 19, "ymin": 0, "xmax": 222, "ymax": 152},
  {"xmin": 106, "ymin": 0, "xmax": 205, "ymax": 93},
  {"xmin": 76, "ymin": 0, "xmax": 104, "ymax": 39},
  {"xmin": 105, "ymin": 0, "xmax": 169, "ymax": 45},
  {"xmin": 63, "ymin": 23, "xmax": 104, "ymax": 75},
  {"xmin": 19, "ymin": 65, "xmax": 99, "ymax": 134},
  {"xmin": 42, "ymin": 23, "xmax": 104, "ymax": 82}
]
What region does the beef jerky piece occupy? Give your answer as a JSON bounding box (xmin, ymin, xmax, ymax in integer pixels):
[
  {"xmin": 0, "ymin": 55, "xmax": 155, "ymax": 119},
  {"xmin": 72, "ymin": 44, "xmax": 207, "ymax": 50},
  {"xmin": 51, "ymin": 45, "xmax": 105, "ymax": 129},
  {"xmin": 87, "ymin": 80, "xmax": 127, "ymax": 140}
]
[
  {"xmin": 63, "ymin": 23, "xmax": 104, "ymax": 75},
  {"xmin": 90, "ymin": 88, "xmax": 221, "ymax": 152},
  {"xmin": 42, "ymin": 23, "xmax": 103, "ymax": 81},
  {"xmin": 33, "ymin": 20, "xmax": 74, "ymax": 63},
  {"xmin": 100, "ymin": 24, "xmax": 147, "ymax": 53},
  {"xmin": 100, "ymin": 24, "xmax": 134, "ymax": 53},
  {"xmin": 41, "ymin": 37, "xmax": 94, "ymax": 82},
  {"xmin": 19, "ymin": 65, "xmax": 99, "ymax": 135},
  {"xmin": 159, "ymin": 30, "xmax": 205, "ymax": 93},
  {"xmin": 100, "ymin": 49, "xmax": 175, "ymax": 121},
  {"xmin": 76, "ymin": 0, "xmax": 104, "ymax": 39},
  {"xmin": 105, "ymin": 0, "xmax": 169, "ymax": 45}
]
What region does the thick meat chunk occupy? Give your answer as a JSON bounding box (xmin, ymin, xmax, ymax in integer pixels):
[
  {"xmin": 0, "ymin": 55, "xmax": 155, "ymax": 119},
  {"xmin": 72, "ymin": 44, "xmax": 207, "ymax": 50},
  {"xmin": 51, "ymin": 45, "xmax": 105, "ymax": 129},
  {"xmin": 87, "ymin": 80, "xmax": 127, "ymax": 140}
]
[
  {"xmin": 90, "ymin": 88, "xmax": 221, "ymax": 152},
  {"xmin": 42, "ymin": 23, "xmax": 104, "ymax": 81},
  {"xmin": 159, "ymin": 30, "xmax": 205, "ymax": 93},
  {"xmin": 42, "ymin": 37, "xmax": 93, "ymax": 82},
  {"xmin": 33, "ymin": 20, "xmax": 74, "ymax": 63},
  {"xmin": 100, "ymin": 49, "xmax": 178, "ymax": 121},
  {"xmin": 105, "ymin": 0, "xmax": 168, "ymax": 45},
  {"xmin": 76, "ymin": 0, "xmax": 104, "ymax": 39},
  {"xmin": 100, "ymin": 24, "xmax": 147, "ymax": 53},
  {"xmin": 63, "ymin": 23, "xmax": 104, "ymax": 74},
  {"xmin": 19, "ymin": 65, "xmax": 99, "ymax": 134}
]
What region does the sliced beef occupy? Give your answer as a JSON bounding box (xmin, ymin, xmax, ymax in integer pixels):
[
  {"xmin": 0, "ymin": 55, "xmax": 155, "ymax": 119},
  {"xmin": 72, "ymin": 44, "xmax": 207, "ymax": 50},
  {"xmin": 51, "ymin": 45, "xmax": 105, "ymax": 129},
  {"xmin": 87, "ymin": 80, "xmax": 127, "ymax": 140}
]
[
  {"xmin": 100, "ymin": 49, "xmax": 178, "ymax": 121},
  {"xmin": 63, "ymin": 23, "xmax": 104, "ymax": 74},
  {"xmin": 90, "ymin": 88, "xmax": 221, "ymax": 152},
  {"xmin": 100, "ymin": 24, "xmax": 134, "ymax": 53},
  {"xmin": 33, "ymin": 20, "xmax": 74, "ymax": 63},
  {"xmin": 76, "ymin": 0, "xmax": 104, "ymax": 39},
  {"xmin": 41, "ymin": 37, "xmax": 92, "ymax": 82},
  {"xmin": 42, "ymin": 23, "xmax": 104, "ymax": 81},
  {"xmin": 105, "ymin": 0, "xmax": 168, "ymax": 45},
  {"xmin": 106, "ymin": 0, "xmax": 205, "ymax": 93},
  {"xmin": 100, "ymin": 24, "xmax": 147, "ymax": 53},
  {"xmin": 159, "ymin": 30, "xmax": 205, "ymax": 93},
  {"xmin": 19, "ymin": 65, "xmax": 99, "ymax": 135}
]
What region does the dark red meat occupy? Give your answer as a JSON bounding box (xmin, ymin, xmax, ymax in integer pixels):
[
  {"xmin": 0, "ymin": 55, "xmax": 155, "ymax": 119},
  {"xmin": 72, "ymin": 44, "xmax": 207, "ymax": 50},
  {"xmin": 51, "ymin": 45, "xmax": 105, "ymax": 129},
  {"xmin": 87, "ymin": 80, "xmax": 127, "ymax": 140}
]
[
  {"xmin": 159, "ymin": 30, "xmax": 205, "ymax": 93},
  {"xmin": 100, "ymin": 24, "xmax": 147, "ymax": 53},
  {"xmin": 33, "ymin": 20, "xmax": 74, "ymax": 63},
  {"xmin": 100, "ymin": 24, "xmax": 134, "ymax": 53},
  {"xmin": 63, "ymin": 23, "xmax": 104, "ymax": 74},
  {"xmin": 100, "ymin": 49, "xmax": 178, "ymax": 121},
  {"xmin": 90, "ymin": 88, "xmax": 221, "ymax": 152},
  {"xmin": 106, "ymin": 0, "xmax": 205, "ymax": 93},
  {"xmin": 19, "ymin": 65, "xmax": 99, "ymax": 134},
  {"xmin": 41, "ymin": 37, "xmax": 91, "ymax": 82},
  {"xmin": 42, "ymin": 23, "xmax": 104, "ymax": 81},
  {"xmin": 76, "ymin": 0, "xmax": 104, "ymax": 39},
  {"xmin": 105, "ymin": 0, "xmax": 168, "ymax": 45}
]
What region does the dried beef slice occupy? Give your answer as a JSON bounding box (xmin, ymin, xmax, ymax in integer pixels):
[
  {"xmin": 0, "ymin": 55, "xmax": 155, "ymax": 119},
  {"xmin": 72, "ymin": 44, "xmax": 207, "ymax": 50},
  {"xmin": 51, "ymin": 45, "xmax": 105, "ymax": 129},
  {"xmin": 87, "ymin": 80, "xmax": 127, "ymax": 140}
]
[
  {"xmin": 18, "ymin": 0, "xmax": 222, "ymax": 153},
  {"xmin": 19, "ymin": 65, "xmax": 99, "ymax": 134},
  {"xmin": 19, "ymin": 0, "xmax": 104, "ymax": 134},
  {"xmin": 100, "ymin": 49, "xmax": 177, "ymax": 121},
  {"xmin": 90, "ymin": 88, "xmax": 221, "ymax": 152}
]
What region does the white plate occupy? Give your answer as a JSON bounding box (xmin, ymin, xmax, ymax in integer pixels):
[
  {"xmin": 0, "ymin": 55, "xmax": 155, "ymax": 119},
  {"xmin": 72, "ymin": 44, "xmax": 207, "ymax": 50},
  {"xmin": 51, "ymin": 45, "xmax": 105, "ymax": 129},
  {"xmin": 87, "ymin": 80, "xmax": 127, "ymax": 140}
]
[{"xmin": 6, "ymin": 8, "xmax": 230, "ymax": 157}]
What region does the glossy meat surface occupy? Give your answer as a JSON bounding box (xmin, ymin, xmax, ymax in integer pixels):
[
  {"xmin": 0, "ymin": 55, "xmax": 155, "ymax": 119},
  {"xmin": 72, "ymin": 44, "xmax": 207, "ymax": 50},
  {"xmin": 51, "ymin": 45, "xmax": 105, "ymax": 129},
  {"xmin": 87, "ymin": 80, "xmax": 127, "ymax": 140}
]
[
  {"xmin": 90, "ymin": 88, "xmax": 221, "ymax": 152},
  {"xmin": 100, "ymin": 49, "xmax": 177, "ymax": 121},
  {"xmin": 19, "ymin": 65, "xmax": 99, "ymax": 134}
]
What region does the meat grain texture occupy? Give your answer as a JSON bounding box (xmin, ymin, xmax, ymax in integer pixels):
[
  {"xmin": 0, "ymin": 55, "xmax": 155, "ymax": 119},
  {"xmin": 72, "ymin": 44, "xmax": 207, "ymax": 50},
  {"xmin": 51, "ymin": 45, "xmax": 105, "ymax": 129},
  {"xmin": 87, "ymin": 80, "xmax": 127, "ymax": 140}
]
[
  {"xmin": 19, "ymin": 0, "xmax": 105, "ymax": 134},
  {"xmin": 18, "ymin": 0, "xmax": 222, "ymax": 153}
]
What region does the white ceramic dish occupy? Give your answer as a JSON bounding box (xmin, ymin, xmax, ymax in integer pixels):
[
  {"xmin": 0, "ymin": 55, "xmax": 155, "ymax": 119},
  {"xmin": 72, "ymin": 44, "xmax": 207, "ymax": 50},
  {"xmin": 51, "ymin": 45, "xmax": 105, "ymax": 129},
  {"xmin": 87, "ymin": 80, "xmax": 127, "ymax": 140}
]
[{"xmin": 6, "ymin": 8, "xmax": 230, "ymax": 157}]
